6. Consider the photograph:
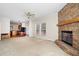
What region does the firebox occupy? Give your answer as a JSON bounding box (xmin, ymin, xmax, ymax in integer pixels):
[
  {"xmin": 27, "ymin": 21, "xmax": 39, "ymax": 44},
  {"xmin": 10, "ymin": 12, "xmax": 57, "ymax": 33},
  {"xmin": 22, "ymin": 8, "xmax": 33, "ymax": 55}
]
[{"xmin": 61, "ymin": 31, "xmax": 73, "ymax": 46}]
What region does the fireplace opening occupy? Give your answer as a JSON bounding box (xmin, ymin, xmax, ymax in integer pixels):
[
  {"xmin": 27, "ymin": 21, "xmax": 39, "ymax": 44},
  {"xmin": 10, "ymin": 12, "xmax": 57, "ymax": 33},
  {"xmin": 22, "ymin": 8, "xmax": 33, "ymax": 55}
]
[{"xmin": 61, "ymin": 31, "xmax": 73, "ymax": 46}]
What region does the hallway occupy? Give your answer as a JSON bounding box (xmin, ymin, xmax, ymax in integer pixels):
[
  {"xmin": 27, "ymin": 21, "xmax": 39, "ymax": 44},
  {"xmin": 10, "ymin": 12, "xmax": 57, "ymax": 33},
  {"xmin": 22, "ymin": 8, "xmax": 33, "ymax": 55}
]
[{"xmin": 0, "ymin": 37, "xmax": 69, "ymax": 56}]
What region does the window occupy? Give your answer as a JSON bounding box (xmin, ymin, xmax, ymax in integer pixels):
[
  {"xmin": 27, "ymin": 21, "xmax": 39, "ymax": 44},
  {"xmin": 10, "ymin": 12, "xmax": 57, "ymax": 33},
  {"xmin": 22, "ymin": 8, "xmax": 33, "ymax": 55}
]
[
  {"xmin": 41, "ymin": 23, "xmax": 46, "ymax": 35},
  {"xmin": 36, "ymin": 24, "xmax": 40, "ymax": 35}
]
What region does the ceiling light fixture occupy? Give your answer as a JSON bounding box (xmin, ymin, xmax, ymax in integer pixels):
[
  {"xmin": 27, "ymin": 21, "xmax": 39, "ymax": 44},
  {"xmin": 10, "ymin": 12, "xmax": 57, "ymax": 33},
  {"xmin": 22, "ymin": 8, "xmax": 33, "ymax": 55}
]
[{"xmin": 24, "ymin": 11, "xmax": 35, "ymax": 19}]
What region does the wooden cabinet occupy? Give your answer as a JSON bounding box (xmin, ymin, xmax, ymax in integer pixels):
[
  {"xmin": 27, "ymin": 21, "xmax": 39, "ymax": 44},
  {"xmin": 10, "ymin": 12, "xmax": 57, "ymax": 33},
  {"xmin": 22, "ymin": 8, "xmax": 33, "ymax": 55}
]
[{"xmin": 12, "ymin": 31, "xmax": 17, "ymax": 37}]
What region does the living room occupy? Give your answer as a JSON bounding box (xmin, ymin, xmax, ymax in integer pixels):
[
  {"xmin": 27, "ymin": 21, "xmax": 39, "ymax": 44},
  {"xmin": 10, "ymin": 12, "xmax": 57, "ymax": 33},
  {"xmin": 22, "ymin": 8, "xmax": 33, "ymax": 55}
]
[{"xmin": 0, "ymin": 1, "xmax": 79, "ymax": 57}]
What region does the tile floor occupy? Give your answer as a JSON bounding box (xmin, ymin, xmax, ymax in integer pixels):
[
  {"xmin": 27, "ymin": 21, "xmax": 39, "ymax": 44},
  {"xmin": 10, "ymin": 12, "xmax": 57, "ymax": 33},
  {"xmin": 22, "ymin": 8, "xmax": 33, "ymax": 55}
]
[{"xmin": 0, "ymin": 36, "xmax": 69, "ymax": 56}]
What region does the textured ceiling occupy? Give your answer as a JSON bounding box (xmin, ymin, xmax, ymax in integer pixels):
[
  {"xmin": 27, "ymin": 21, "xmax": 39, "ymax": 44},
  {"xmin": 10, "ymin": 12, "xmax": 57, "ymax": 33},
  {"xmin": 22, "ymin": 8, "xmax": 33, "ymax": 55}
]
[{"xmin": 0, "ymin": 3, "xmax": 66, "ymax": 22}]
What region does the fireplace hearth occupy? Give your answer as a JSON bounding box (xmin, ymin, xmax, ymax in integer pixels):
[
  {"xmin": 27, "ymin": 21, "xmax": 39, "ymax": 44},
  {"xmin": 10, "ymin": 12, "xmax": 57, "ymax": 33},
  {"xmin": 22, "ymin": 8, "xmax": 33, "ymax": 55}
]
[{"xmin": 61, "ymin": 31, "xmax": 72, "ymax": 46}]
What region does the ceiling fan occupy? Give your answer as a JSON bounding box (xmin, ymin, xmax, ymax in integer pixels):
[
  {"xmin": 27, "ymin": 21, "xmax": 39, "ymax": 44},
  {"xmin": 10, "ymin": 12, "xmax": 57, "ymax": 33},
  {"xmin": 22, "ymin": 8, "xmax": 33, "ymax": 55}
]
[{"xmin": 24, "ymin": 11, "xmax": 35, "ymax": 19}]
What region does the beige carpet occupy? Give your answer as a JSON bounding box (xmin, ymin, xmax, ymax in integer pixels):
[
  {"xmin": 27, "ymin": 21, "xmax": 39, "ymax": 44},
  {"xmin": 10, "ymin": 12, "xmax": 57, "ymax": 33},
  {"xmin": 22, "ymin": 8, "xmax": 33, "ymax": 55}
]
[{"xmin": 0, "ymin": 36, "xmax": 69, "ymax": 56}]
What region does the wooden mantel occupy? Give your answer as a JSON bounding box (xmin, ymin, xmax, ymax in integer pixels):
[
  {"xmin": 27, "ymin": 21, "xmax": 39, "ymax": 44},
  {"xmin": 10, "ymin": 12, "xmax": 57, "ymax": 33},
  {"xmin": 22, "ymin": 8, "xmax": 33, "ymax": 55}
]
[{"xmin": 57, "ymin": 18, "xmax": 79, "ymax": 26}]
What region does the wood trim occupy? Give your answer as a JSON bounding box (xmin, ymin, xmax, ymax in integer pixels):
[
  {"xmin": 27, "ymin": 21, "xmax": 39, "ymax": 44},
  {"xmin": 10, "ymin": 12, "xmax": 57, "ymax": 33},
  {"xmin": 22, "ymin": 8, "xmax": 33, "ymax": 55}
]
[{"xmin": 57, "ymin": 18, "xmax": 79, "ymax": 26}]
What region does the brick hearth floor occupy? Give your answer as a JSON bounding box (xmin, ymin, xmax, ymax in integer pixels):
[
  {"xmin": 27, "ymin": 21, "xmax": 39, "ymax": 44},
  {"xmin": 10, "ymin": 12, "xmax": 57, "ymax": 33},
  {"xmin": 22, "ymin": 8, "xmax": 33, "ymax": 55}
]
[{"xmin": 0, "ymin": 36, "xmax": 69, "ymax": 56}]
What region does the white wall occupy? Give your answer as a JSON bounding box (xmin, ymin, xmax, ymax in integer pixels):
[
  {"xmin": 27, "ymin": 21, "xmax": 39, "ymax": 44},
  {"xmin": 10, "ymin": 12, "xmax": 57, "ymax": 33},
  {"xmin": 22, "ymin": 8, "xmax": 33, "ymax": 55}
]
[
  {"xmin": 0, "ymin": 17, "xmax": 10, "ymax": 33},
  {"xmin": 0, "ymin": 22, "xmax": 1, "ymax": 40},
  {"xmin": 32, "ymin": 13, "xmax": 58, "ymax": 41}
]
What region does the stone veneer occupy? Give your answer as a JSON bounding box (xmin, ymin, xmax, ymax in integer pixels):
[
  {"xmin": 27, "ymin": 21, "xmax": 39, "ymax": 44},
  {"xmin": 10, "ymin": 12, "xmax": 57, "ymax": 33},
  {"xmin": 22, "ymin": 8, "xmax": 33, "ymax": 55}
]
[
  {"xmin": 56, "ymin": 3, "xmax": 79, "ymax": 55},
  {"xmin": 58, "ymin": 3, "xmax": 79, "ymax": 22}
]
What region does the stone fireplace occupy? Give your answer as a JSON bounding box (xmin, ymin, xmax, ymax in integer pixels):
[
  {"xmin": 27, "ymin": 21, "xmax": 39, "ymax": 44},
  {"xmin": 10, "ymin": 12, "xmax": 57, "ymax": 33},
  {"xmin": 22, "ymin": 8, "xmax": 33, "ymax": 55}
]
[{"xmin": 55, "ymin": 3, "xmax": 79, "ymax": 55}]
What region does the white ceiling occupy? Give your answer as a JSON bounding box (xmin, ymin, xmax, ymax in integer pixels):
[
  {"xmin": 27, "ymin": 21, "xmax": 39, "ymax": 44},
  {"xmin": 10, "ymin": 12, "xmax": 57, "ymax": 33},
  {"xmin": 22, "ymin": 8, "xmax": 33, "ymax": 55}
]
[{"xmin": 0, "ymin": 3, "xmax": 66, "ymax": 22}]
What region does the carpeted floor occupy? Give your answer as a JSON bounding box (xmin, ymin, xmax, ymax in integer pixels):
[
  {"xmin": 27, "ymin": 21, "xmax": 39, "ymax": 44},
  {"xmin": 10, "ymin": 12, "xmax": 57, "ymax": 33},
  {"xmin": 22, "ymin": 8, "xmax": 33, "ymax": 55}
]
[{"xmin": 0, "ymin": 36, "xmax": 69, "ymax": 56}]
